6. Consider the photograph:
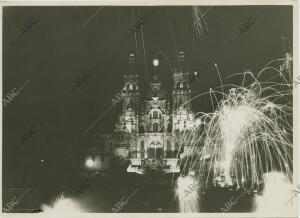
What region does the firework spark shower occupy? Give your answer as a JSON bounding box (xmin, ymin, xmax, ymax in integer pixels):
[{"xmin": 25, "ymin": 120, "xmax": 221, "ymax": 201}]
[
  {"xmin": 184, "ymin": 57, "xmax": 293, "ymax": 182},
  {"xmin": 174, "ymin": 53, "xmax": 294, "ymax": 214}
]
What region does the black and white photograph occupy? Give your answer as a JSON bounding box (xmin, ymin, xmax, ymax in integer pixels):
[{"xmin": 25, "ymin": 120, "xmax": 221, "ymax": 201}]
[{"xmin": 1, "ymin": 1, "xmax": 298, "ymax": 216}]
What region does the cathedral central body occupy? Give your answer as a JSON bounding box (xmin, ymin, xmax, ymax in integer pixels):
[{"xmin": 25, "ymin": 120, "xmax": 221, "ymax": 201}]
[{"xmin": 79, "ymin": 51, "xmax": 197, "ymax": 174}]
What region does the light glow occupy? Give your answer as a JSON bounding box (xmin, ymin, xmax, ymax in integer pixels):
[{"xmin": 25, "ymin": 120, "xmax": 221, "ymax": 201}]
[
  {"xmin": 176, "ymin": 175, "xmax": 201, "ymax": 213},
  {"xmin": 85, "ymin": 157, "xmax": 94, "ymax": 168},
  {"xmin": 153, "ymin": 59, "xmax": 159, "ymax": 67},
  {"xmin": 41, "ymin": 192, "xmax": 83, "ymax": 213},
  {"xmin": 254, "ymin": 172, "xmax": 293, "ymax": 214}
]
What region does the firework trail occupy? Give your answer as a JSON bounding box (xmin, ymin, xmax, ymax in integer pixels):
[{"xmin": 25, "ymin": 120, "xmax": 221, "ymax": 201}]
[
  {"xmin": 166, "ymin": 14, "xmax": 178, "ymax": 57},
  {"xmin": 191, "ymin": 6, "xmax": 212, "ymax": 41},
  {"xmin": 138, "ymin": 9, "xmax": 149, "ymax": 82},
  {"xmin": 131, "ymin": 8, "xmax": 139, "ymax": 56}
]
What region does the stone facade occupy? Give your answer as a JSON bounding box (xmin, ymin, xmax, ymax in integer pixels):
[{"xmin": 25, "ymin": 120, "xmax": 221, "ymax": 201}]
[{"xmin": 79, "ymin": 51, "xmax": 198, "ymax": 174}]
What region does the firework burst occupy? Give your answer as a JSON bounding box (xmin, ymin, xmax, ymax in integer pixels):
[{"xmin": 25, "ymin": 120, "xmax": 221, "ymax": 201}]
[
  {"xmin": 201, "ymin": 84, "xmax": 292, "ymax": 187},
  {"xmin": 180, "ymin": 53, "xmax": 293, "ymax": 189}
]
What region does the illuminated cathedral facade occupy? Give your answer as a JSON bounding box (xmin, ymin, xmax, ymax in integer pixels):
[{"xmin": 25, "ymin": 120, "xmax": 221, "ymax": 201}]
[{"xmin": 78, "ymin": 51, "xmax": 198, "ymax": 174}]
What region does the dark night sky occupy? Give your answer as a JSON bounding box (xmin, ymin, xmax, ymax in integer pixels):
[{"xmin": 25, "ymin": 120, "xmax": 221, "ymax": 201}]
[{"xmin": 3, "ymin": 6, "xmax": 292, "ymax": 189}]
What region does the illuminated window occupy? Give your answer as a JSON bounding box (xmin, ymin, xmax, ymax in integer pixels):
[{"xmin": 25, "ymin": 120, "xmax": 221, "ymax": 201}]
[
  {"xmin": 153, "ymin": 123, "xmax": 158, "ymax": 132},
  {"xmin": 139, "ymin": 125, "xmax": 144, "ymax": 133},
  {"xmin": 167, "ymin": 140, "xmax": 171, "ymax": 150}
]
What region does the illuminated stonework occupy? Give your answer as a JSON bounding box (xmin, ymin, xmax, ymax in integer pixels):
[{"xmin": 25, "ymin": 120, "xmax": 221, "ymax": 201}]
[
  {"xmin": 79, "ymin": 51, "xmax": 198, "ymax": 174},
  {"xmin": 115, "ymin": 51, "xmax": 197, "ymax": 174}
]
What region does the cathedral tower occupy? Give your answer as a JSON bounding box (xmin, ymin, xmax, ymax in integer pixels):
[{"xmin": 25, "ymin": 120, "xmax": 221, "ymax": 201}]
[
  {"xmin": 172, "ymin": 51, "xmax": 192, "ymax": 111},
  {"xmin": 115, "ymin": 54, "xmax": 140, "ymax": 133},
  {"xmin": 121, "ymin": 53, "xmax": 140, "ymax": 113}
]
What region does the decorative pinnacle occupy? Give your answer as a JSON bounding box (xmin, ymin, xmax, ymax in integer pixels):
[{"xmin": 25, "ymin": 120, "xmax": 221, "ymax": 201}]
[{"xmin": 178, "ymin": 51, "xmax": 184, "ymax": 65}]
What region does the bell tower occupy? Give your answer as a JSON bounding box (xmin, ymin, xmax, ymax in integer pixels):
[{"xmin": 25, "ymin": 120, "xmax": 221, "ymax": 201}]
[
  {"xmin": 121, "ymin": 53, "xmax": 140, "ymax": 113},
  {"xmin": 115, "ymin": 53, "xmax": 140, "ymax": 133},
  {"xmin": 172, "ymin": 51, "xmax": 192, "ymax": 111}
]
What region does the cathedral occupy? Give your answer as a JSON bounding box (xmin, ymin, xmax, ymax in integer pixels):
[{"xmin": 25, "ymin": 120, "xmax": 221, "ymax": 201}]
[{"xmin": 78, "ymin": 51, "xmax": 198, "ymax": 174}]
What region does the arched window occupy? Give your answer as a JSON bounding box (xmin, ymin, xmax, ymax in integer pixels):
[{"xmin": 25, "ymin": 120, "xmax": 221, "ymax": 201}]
[
  {"xmin": 139, "ymin": 125, "xmax": 145, "ymax": 133},
  {"xmin": 153, "ymin": 111, "xmax": 158, "ymax": 119},
  {"xmin": 140, "ymin": 141, "xmax": 144, "ymax": 150},
  {"xmin": 166, "ymin": 140, "xmax": 172, "ymax": 158},
  {"xmin": 167, "ymin": 140, "xmax": 171, "ymax": 150},
  {"xmin": 178, "ymin": 98, "xmax": 183, "ymax": 107},
  {"xmin": 153, "ymin": 123, "xmax": 159, "ymax": 132}
]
